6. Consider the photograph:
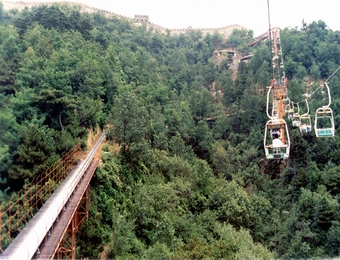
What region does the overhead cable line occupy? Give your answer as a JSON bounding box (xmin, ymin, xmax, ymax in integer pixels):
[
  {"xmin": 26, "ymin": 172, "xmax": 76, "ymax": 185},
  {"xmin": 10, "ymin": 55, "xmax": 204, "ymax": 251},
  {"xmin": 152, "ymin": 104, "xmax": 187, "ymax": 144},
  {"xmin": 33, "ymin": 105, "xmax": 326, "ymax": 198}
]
[
  {"xmin": 267, "ymin": 0, "xmax": 275, "ymax": 85},
  {"xmin": 287, "ymin": 66, "xmax": 340, "ymax": 105}
]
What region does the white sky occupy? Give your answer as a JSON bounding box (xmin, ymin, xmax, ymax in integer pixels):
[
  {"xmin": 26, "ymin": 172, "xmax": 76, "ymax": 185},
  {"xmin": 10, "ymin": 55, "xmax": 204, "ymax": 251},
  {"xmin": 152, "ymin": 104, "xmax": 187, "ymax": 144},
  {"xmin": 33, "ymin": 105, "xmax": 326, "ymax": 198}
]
[{"xmin": 20, "ymin": 0, "xmax": 340, "ymax": 36}]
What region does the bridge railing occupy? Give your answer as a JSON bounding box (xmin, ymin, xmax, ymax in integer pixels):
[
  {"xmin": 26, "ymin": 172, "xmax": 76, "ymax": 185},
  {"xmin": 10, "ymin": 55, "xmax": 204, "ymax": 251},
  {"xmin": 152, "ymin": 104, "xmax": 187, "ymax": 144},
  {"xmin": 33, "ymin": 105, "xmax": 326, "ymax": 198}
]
[{"xmin": 0, "ymin": 143, "xmax": 81, "ymax": 252}]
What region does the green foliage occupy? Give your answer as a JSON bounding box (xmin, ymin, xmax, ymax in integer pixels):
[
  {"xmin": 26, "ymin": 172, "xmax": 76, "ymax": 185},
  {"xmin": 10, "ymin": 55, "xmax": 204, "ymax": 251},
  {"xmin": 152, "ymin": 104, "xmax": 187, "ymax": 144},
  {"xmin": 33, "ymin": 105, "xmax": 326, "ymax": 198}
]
[
  {"xmin": 77, "ymin": 218, "xmax": 110, "ymax": 259},
  {"xmin": 226, "ymin": 28, "xmax": 253, "ymax": 54},
  {"xmin": 109, "ymin": 91, "xmax": 149, "ymax": 153},
  {"xmin": 8, "ymin": 122, "xmax": 59, "ymax": 180},
  {"xmin": 108, "ymin": 212, "xmax": 145, "ymax": 258},
  {"xmin": 2, "ymin": 3, "xmax": 340, "ymax": 258},
  {"xmin": 141, "ymin": 242, "xmax": 172, "ymax": 259},
  {"xmin": 174, "ymin": 223, "xmax": 273, "ymax": 259},
  {"xmin": 132, "ymin": 179, "xmax": 190, "ymax": 246},
  {"xmin": 207, "ymin": 179, "xmax": 258, "ymax": 229}
]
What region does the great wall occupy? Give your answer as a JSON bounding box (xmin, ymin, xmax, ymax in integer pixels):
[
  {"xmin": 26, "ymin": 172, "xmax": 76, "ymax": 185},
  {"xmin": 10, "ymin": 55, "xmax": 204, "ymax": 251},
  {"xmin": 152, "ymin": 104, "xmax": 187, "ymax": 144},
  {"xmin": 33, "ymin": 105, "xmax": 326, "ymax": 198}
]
[
  {"xmin": 1, "ymin": 0, "xmax": 270, "ymax": 82},
  {"xmin": 1, "ymin": 0, "xmax": 247, "ymax": 39}
]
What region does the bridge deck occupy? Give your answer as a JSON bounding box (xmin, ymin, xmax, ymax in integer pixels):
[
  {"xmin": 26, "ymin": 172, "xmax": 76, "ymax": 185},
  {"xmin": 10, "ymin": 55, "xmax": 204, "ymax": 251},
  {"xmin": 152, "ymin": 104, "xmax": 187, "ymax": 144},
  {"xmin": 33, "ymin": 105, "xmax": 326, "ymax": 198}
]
[
  {"xmin": 37, "ymin": 159, "xmax": 99, "ymax": 259},
  {"xmin": 1, "ymin": 133, "xmax": 105, "ymax": 260}
]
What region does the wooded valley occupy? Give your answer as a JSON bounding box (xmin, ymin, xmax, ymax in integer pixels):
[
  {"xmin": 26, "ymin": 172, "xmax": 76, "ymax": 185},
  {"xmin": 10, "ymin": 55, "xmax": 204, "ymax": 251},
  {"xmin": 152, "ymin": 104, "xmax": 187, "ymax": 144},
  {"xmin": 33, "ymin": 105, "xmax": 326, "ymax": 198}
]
[{"xmin": 1, "ymin": 2, "xmax": 340, "ymax": 258}]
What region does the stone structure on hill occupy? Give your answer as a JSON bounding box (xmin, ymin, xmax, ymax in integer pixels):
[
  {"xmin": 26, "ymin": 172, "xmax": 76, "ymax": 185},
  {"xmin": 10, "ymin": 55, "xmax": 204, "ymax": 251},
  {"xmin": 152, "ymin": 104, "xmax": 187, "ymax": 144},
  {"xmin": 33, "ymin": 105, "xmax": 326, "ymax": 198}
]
[{"xmin": 134, "ymin": 15, "xmax": 149, "ymax": 24}]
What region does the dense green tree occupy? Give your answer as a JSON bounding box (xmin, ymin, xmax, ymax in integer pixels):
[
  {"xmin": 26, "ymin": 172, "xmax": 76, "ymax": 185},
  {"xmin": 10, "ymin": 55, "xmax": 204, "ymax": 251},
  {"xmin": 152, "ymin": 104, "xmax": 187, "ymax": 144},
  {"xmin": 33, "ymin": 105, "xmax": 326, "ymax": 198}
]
[
  {"xmin": 0, "ymin": 25, "xmax": 21, "ymax": 93},
  {"xmin": 0, "ymin": 2, "xmax": 3, "ymax": 24},
  {"xmin": 174, "ymin": 223, "xmax": 273, "ymax": 259},
  {"xmin": 109, "ymin": 91, "xmax": 149, "ymax": 153},
  {"xmin": 108, "ymin": 213, "xmax": 145, "ymax": 258},
  {"xmin": 8, "ymin": 122, "xmax": 59, "ymax": 181},
  {"xmin": 33, "ymin": 86, "xmax": 76, "ymax": 130},
  {"xmin": 132, "ymin": 179, "xmax": 191, "ymax": 246},
  {"xmin": 0, "ymin": 94, "xmax": 19, "ymax": 177},
  {"xmin": 77, "ymin": 218, "xmax": 110, "ymax": 259}
]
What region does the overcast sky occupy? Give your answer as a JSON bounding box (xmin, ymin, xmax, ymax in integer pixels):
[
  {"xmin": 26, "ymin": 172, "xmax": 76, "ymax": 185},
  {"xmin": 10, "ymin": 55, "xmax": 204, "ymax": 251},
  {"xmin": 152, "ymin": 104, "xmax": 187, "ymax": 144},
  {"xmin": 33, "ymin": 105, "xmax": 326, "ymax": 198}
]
[{"xmin": 21, "ymin": 0, "xmax": 340, "ymax": 36}]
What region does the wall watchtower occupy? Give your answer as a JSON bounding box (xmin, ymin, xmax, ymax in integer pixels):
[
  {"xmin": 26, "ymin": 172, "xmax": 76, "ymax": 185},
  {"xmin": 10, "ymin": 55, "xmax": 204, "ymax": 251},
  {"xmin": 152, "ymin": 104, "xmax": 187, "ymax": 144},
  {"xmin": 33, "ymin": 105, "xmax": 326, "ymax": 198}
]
[{"xmin": 134, "ymin": 14, "xmax": 149, "ymax": 24}]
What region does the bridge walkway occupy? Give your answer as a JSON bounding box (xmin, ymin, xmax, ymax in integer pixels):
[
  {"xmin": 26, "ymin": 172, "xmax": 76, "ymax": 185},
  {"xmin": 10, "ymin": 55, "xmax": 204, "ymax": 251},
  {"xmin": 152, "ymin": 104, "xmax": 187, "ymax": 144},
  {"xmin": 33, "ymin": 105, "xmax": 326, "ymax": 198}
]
[
  {"xmin": 37, "ymin": 159, "xmax": 99, "ymax": 259},
  {"xmin": 0, "ymin": 133, "xmax": 105, "ymax": 260}
]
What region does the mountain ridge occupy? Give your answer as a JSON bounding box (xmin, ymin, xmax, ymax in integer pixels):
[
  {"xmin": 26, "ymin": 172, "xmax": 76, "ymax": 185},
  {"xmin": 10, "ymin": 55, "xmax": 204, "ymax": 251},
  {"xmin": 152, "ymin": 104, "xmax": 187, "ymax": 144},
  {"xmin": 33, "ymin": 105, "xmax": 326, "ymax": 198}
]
[{"xmin": 1, "ymin": 0, "xmax": 247, "ymax": 38}]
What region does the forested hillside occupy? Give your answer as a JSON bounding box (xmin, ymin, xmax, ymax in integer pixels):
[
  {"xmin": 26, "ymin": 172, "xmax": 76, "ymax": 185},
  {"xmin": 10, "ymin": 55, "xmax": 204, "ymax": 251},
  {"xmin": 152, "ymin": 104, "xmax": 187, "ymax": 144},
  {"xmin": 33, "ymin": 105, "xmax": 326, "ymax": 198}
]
[{"xmin": 1, "ymin": 2, "xmax": 340, "ymax": 258}]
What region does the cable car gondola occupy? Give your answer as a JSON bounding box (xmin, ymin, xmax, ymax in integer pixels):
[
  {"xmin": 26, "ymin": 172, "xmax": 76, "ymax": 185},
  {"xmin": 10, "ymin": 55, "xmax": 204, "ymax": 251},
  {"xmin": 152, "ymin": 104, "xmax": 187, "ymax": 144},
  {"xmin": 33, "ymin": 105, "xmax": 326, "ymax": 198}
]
[
  {"xmin": 315, "ymin": 106, "xmax": 335, "ymax": 137},
  {"xmin": 292, "ymin": 113, "xmax": 301, "ymax": 128},
  {"xmin": 285, "ymin": 99, "xmax": 292, "ymax": 114},
  {"xmin": 264, "ymin": 118, "xmax": 290, "ymax": 160},
  {"xmin": 300, "ymin": 114, "xmax": 312, "ymax": 134},
  {"xmin": 315, "ymin": 82, "xmax": 335, "ymax": 137},
  {"xmin": 289, "ymin": 102, "xmax": 300, "ymax": 127},
  {"xmin": 288, "ymin": 102, "xmax": 302, "ymax": 127},
  {"xmin": 299, "ymin": 99, "xmax": 312, "ymax": 135}
]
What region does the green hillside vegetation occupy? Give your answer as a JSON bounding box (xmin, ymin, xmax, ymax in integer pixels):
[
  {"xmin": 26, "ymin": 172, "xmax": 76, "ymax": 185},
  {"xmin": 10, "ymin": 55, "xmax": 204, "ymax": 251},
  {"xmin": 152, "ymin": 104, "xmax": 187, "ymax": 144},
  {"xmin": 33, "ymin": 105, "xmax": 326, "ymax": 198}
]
[{"xmin": 1, "ymin": 2, "xmax": 340, "ymax": 258}]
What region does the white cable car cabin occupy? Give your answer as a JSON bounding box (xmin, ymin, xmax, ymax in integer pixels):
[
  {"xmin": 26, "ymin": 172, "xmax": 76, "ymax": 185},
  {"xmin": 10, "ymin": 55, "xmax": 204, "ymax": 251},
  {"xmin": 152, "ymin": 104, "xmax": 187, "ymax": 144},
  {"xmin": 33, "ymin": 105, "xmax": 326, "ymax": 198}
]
[
  {"xmin": 264, "ymin": 119, "xmax": 290, "ymax": 160},
  {"xmin": 299, "ymin": 114, "xmax": 312, "ymax": 135},
  {"xmin": 315, "ymin": 106, "xmax": 335, "ymax": 137},
  {"xmin": 299, "ymin": 99, "xmax": 312, "ymax": 135},
  {"xmin": 292, "ymin": 113, "xmax": 301, "ymax": 127},
  {"xmin": 314, "ymin": 82, "xmax": 335, "ymax": 137},
  {"xmin": 285, "ymin": 103, "xmax": 291, "ymax": 114},
  {"xmin": 290, "ymin": 102, "xmax": 301, "ymax": 127},
  {"xmin": 287, "ymin": 108, "xmax": 294, "ymax": 120}
]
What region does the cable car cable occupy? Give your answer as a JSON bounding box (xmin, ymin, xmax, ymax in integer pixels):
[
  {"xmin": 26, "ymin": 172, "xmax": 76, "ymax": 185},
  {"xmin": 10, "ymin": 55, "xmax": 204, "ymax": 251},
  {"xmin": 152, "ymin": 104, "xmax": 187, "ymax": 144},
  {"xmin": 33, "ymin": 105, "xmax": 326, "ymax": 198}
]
[{"xmin": 286, "ymin": 66, "xmax": 340, "ymax": 105}]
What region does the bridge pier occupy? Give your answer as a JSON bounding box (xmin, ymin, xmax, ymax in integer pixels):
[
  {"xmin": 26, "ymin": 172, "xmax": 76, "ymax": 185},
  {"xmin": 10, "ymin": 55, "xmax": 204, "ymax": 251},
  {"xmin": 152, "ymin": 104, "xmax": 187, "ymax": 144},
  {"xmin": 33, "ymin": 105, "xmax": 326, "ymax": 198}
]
[{"xmin": 57, "ymin": 186, "xmax": 89, "ymax": 260}]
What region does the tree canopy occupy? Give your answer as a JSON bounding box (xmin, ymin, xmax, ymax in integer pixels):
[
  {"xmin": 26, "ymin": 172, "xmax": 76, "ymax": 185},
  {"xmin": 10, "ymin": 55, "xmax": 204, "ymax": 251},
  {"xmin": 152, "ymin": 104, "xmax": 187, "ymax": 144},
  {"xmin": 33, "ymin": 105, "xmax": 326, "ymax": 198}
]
[{"xmin": 1, "ymin": 2, "xmax": 340, "ymax": 258}]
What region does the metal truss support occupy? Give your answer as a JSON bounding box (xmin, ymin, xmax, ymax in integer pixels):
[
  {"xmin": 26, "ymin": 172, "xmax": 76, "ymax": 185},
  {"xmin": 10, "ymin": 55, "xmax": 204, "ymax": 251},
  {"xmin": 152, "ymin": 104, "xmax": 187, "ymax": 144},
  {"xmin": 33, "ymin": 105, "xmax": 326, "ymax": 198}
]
[{"xmin": 57, "ymin": 187, "xmax": 89, "ymax": 260}]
